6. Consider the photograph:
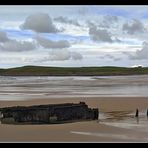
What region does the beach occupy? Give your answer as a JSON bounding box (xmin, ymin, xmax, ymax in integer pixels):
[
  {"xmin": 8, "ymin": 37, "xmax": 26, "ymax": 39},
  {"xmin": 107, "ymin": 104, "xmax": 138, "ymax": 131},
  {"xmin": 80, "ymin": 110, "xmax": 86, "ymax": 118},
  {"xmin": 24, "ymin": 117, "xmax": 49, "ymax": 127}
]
[
  {"xmin": 0, "ymin": 75, "xmax": 148, "ymax": 142},
  {"xmin": 0, "ymin": 97, "xmax": 148, "ymax": 142}
]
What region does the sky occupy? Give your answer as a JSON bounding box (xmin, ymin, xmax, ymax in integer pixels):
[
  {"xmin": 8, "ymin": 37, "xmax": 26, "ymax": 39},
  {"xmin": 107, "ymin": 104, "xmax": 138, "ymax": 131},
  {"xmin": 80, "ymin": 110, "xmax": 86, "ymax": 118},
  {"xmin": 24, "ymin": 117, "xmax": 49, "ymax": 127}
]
[{"xmin": 0, "ymin": 5, "xmax": 148, "ymax": 68}]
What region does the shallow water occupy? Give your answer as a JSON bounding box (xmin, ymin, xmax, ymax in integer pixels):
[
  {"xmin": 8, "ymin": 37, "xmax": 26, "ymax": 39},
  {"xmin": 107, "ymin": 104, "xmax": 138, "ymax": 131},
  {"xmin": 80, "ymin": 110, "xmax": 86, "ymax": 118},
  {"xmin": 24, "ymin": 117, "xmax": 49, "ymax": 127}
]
[
  {"xmin": 71, "ymin": 110, "xmax": 148, "ymax": 142},
  {"xmin": 0, "ymin": 75, "xmax": 148, "ymax": 100}
]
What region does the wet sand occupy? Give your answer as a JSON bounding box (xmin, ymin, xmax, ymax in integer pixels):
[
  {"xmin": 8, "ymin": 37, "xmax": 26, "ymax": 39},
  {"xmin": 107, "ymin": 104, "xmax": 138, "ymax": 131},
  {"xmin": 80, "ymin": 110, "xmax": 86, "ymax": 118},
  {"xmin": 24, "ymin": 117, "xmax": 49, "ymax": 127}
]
[{"xmin": 0, "ymin": 97, "xmax": 148, "ymax": 142}]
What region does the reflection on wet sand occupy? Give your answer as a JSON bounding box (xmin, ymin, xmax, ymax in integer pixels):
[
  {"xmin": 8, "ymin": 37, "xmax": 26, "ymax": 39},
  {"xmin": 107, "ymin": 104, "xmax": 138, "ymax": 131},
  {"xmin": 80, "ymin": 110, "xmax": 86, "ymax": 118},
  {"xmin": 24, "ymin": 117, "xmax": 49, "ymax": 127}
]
[
  {"xmin": 71, "ymin": 110, "xmax": 148, "ymax": 141},
  {"xmin": 70, "ymin": 110, "xmax": 148, "ymax": 142},
  {"xmin": 100, "ymin": 110, "xmax": 148, "ymax": 130}
]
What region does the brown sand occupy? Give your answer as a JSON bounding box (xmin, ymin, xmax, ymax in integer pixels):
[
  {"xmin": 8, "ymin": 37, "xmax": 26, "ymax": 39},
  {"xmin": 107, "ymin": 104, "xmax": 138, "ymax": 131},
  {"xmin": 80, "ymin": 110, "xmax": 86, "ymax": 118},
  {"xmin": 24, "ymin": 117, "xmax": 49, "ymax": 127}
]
[{"xmin": 0, "ymin": 97, "xmax": 148, "ymax": 142}]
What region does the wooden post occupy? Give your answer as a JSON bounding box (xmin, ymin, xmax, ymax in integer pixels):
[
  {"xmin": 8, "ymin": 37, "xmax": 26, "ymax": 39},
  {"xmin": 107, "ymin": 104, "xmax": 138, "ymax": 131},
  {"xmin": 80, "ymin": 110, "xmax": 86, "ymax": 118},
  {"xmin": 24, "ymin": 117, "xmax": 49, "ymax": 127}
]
[
  {"xmin": 96, "ymin": 108, "xmax": 99, "ymax": 123},
  {"xmin": 98, "ymin": 109, "xmax": 99, "ymax": 120},
  {"xmin": 135, "ymin": 109, "xmax": 139, "ymax": 117}
]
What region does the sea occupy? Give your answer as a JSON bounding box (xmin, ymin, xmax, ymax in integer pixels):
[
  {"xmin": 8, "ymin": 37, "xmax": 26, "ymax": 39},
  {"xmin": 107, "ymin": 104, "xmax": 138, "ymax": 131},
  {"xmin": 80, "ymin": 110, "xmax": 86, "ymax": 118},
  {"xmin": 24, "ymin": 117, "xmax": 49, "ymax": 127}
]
[{"xmin": 0, "ymin": 75, "xmax": 148, "ymax": 101}]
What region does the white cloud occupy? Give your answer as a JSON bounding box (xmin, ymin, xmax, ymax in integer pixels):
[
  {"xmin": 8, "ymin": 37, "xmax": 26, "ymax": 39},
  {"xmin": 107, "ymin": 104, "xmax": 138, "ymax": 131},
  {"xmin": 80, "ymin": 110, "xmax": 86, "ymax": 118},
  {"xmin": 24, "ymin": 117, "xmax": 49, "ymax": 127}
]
[
  {"xmin": 0, "ymin": 40, "xmax": 36, "ymax": 52},
  {"xmin": 71, "ymin": 52, "xmax": 83, "ymax": 60},
  {"xmin": 1, "ymin": 6, "xmax": 148, "ymax": 67},
  {"xmin": 102, "ymin": 54, "xmax": 121, "ymax": 61},
  {"xmin": 0, "ymin": 31, "xmax": 36, "ymax": 52},
  {"xmin": 26, "ymin": 49, "xmax": 83, "ymax": 62},
  {"xmin": 131, "ymin": 64, "xmax": 143, "ymax": 68},
  {"xmin": 48, "ymin": 49, "xmax": 83, "ymax": 61},
  {"xmin": 0, "ymin": 21, "xmax": 23, "ymax": 30},
  {"xmin": 49, "ymin": 49, "xmax": 71, "ymax": 61},
  {"xmin": 54, "ymin": 16, "xmax": 81, "ymax": 26},
  {"xmin": 125, "ymin": 41, "xmax": 148, "ymax": 60}
]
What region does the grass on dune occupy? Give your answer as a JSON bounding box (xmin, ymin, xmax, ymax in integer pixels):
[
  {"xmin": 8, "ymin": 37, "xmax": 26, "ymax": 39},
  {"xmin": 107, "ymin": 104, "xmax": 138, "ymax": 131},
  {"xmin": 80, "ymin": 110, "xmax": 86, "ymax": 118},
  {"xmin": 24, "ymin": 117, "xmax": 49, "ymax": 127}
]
[{"xmin": 0, "ymin": 65, "xmax": 148, "ymax": 76}]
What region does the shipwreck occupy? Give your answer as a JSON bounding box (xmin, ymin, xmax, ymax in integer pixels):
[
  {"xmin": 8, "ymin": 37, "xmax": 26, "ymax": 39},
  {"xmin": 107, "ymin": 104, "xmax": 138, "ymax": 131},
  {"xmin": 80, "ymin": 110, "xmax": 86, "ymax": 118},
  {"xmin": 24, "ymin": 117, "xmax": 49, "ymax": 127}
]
[{"xmin": 0, "ymin": 102, "xmax": 98, "ymax": 124}]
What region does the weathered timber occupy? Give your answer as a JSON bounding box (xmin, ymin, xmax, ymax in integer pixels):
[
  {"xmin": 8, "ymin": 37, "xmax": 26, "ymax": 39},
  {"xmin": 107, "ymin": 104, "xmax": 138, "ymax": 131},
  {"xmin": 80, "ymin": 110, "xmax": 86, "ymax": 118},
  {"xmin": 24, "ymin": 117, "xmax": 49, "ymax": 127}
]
[
  {"xmin": 135, "ymin": 109, "xmax": 139, "ymax": 117},
  {"xmin": 0, "ymin": 102, "xmax": 98, "ymax": 124}
]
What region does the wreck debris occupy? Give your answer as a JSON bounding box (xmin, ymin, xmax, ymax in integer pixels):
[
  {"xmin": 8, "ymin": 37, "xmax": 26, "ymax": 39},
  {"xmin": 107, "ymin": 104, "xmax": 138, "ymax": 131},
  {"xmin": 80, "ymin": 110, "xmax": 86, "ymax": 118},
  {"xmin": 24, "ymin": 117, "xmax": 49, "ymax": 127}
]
[{"xmin": 0, "ymin": 102, "xmax": 98, "ymax": 124}]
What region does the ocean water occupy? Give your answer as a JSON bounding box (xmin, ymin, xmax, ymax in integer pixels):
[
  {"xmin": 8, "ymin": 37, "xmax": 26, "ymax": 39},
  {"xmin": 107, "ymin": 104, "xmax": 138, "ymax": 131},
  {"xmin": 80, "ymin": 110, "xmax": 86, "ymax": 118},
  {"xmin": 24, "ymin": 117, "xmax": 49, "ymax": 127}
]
[{"xmin": 0, "ymin": 75, "xmax": 148, "ymax": 101}]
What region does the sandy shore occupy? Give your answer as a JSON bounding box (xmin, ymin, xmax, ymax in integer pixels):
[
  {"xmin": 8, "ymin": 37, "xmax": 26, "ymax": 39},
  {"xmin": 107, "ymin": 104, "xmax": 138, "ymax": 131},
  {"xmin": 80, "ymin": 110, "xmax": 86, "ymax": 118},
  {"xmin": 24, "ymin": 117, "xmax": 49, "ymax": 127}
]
[{"xmin": 0, "ymin": 97, "xmax": 148, "ymax": 142}]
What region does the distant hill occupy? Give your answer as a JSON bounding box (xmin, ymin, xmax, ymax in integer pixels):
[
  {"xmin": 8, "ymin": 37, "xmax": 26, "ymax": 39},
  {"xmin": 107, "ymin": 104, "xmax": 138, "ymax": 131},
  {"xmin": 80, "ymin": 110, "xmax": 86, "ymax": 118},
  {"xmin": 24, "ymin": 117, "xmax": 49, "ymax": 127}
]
[{"xmin": 0, "ymin": 66, "xmax": 148, "ymax": 76}]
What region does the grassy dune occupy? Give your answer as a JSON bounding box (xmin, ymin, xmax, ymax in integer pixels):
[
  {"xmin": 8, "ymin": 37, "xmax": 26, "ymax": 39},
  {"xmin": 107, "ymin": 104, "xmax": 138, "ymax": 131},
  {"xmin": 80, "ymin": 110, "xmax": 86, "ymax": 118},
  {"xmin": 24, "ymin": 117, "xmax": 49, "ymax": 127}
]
[{"xmin": 0, "ymin": 66, "xmax": 148, "ymax": 76}]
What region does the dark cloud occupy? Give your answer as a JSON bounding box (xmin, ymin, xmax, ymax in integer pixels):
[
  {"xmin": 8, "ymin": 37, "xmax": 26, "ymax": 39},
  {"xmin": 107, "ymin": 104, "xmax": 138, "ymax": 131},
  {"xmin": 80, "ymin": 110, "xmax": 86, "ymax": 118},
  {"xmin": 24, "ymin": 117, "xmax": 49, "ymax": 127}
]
[
  {"xmin": 21, "ymin": 13, "xmax": 59, "ymax": 33},
  {"xmin": 126, "ymin": 41, "xmax": 148, "ymax": 60},
  {"xmin": 89, "ymin": 24, "xmax": 113, "ymax": 43},
  {"xmin": 36, "ymin": 36, "xmax": 70, "ymax": 49},
  {"xmin": 88, "ymin": 22, "xmax": 121, "ymax": 43},
  {"xmin": 122, "ymin": 19, "xmax": 145, "ymax": 35},
  {"xmin": 54, "ymin": 16, "xmax": 81, "ymax": 27},
  {"xmin": 0, "ymin": 31, "xmax": 10, "ymax": 42}
]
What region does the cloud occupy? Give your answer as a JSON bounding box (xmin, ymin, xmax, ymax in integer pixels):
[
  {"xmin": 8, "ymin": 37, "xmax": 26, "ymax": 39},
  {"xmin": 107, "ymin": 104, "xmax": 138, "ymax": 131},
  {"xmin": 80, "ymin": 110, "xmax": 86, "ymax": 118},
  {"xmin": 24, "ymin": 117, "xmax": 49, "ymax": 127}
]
[
  {"xmin": 88, "ymin": 24, "xmax": 113, "ymax": 43},
  {"xmin": 21, "ymin": 13, "xmax": 59, "ymax": 33},
  {"xmin": 122, "ymin": 19, "xmax": 145, "ymax": 35},
  {"xmin": 104, "ymin": 15, "xmax": 119, "ymax": 22},
  {"xmin": 49, "ymin": 49, "xmax": 71, "ymax": 61},
  {"xmin": 71, "ymin": 52, "xmax": 83, "ymax": 60},
  {"xmin": 99, "ymin": 15, "xmax": 119, "ymax": 28},
  {"xmin": 105, "ymin": 54, "xmax": 121, "ymax": 61},
  {"xmin": 0, "ymin": 30, "xmax": 36, "ymax": 52},
  {"xmin": 131, "ymin": 64, "xmax": 143, "ymax": 68},
  {"xmin": 49, "ymin": 50, "xmax": 83, "ymax": 61},
  {"xmin": 38, "ymin": 49, "xmax": 83, "ymax": 61},
  {"xmin": 125, "ymin": 41, "xmax": 148, "ymax": 60},
  {"xmin": 0, "ymin": 31, "xmax": 10, "ymax": 42},
  {"xmin": 87, "ymin": 21, "xmax": 121, "ymax": 43},
  {"xmin": 23, "ymin": 50, "xmax": 83, "ymax": 63},
  {"xmin": 105, "ymin": 54, "xmax": 114, "ymax": 59},
  {"xmin": 113, "ymin": 58, "xmax": 121, "ymax": 61},
  {"xmin": 0, "ymin": 40, "xmax": 36, "ymax": 52},
  {"xmin": 54, "ymin": 16, "xmax": 81, "ymax": 26},
  {"xmin": 36, "ymin": 36, "xmax": 71, "ymax": 49}
]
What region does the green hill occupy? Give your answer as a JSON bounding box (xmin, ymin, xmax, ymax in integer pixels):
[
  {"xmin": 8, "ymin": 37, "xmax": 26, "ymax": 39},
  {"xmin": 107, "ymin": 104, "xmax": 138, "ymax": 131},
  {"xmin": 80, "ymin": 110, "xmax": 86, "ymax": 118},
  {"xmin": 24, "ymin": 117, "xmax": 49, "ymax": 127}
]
[{"xmin": 0, "ymin": 66, "xmax": 148, "ymax": 76}]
